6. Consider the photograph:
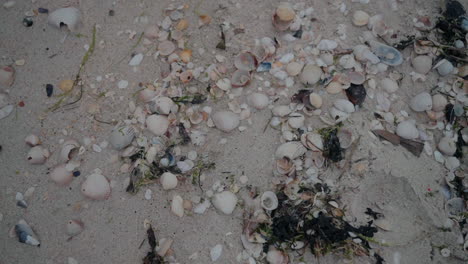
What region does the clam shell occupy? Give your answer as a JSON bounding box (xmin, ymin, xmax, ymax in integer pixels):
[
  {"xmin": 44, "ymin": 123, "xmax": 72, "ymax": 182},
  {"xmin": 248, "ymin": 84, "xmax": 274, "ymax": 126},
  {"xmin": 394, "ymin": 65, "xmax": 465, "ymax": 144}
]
[
  {"xmin": 109, "ymin": 126, "xmax": 135, "ymax": 150},
  {"xmin": 25, "ymin": 134, "xmax": 41, "ymax": 147},
  {"xmin": 380, "ymin": 78, "xmax": 399, "ymax": 93},
  {"xmin": 146, "ymin": 115, "xmax": 170, "ymax": 136},
  {"xmin": 27, "ymin": 146, "xmax": 50, "ymax": 164},
  {"xmin": 248, "ymin": 93, "xmax": 269, "ymax": 110},
  {"xmin": 48, "ymin": 7, "xmax": 81, "ymax": 31},
  {"xmin": 171, "ymin": 195, "xmax": 184, "ymax": 217},
  {"xmin": 272, "ymin": 105, "xmax": 292, "ymax": 117},
  {"xmin": 434, "ymin": 59, "xmax": 454, "ymax": 76},
  {"xmin": 150, "ymin": 96, "xmax": 175, "ymax": 115},
  {"xmin": 326, "ymin": 82, "xmax": 343, "ymax": 94},
  {"xmin": 231, "ymin": 70, "xmax": 251, "ymax": 87},
  {"xmin": 301, "ymin": 132, "xmax": 323, "ymax": 151},
  {"xmin": 15, "ymin": 219, "xmax": 40, "ymax": 246},
  {"xmin": 276, "ymin": 3, "xmax": 295, "ymax": 21},
  {"xmin": 160, "ymin": 172, "xmax": 178, "ymax": 190},
  {"xmin": 368, "ymin": 40, "xmax": 403, "ymax": 66},
  {"xmin": 309, "ymin": 93, "xmax": 322, "ymax": 108},
  {"xmin": 286, "ymin": 62, "xmax": 303, "ymax": 76},
  {"xmin": 396, "ymin": 120, "xmax": 419, "ymax": 140},
  {"xmin": 438, "ymin": 137, "xmax": 456, "ymax": 156},
  {"xmin": 410, "ymin": 92, "xmax": 432, "ymax": 112},
  {"xmin": 432, "ymin": 94, "xmax": 447, "ymax": 112},
  {"xmin": 334, "ymin": 99, "xmax": 355, "ymax": 113},
  {"xmin": 260, "ymin": 191, "xmax": 278, "ymax": 211},
  {"xmin": 288, "ymin": 113, "xmax": 305, "ymax": 128},
  {"xmin": 216, "ymin": 78, "xmax": 231, "ymax": 91},
  {"xmin": 66, "ymin": 219, "xmax": 84, "ymax": 237},
  {"xmin": 0, "ymin": 65, "xmax": 15, "ymax": 87},
  {"xmin": 300, "ymin": 64, "xmax": 322, "ymax": 85},
  {"xmin": 275, "ymin": 141, "xmax": 307, "ymax": 160},
  {"xmin": 212, "ymin": 191, "xmax": 238, "ymax": 215},
  {"xmin": 353, "ymin": 10, "xmax": 369, "ymax": 26},
  {"xmin": 412, "ymin": 56, "xmax": 432, "ymax": 74},
  {"xmin": 212, "ymin": 111, "xmax": 240, "ymax": 132},
  {"xmin": 50, "ymin": 164, "xmax": 74, "ymax": 186},
  {"xmin": 158, "ymin": 41, "xmax": 176, "ymax": 56},
  {"xmin": 138, "ymin": 89, "xmax": 157, "ymax": 102},
  {"xmin": 234, "ymin": 52, "xmax": 258, "ymax": 72},
  {"xmin": 81, "ymin": 173, "xmax": 111, "ymax": 200},
  {"xmin": 60, "ymin": 139, "xmax": 80, "ymax": 162}
]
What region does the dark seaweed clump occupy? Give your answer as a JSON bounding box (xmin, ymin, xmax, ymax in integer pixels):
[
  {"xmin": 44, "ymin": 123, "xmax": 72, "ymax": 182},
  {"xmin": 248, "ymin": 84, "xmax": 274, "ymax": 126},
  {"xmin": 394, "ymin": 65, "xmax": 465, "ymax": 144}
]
[{"xmin": 322, "ymin": 128, "xmax": 343, "ymax": 162}]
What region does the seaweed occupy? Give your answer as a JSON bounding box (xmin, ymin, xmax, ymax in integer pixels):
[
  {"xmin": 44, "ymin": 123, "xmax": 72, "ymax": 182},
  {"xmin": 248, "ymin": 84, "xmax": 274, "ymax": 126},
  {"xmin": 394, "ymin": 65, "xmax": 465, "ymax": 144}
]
[
  {"xmin": 171, "ymin": 93, "xmax": 207, "ymax": 104},
  {"xmin": 178, "ymin": 123, "xmax": 191, "ymax": 145},
  {"xmin": 216, "ymin": 25, "xmax": 226, "ymax": 50},
  {"xmin": 322, "ymin": 128, "xmax": 343, "ymax": 162},
  {"xmin": 142, "ymin": 225, "xmax": 164, "ymax": 264}
]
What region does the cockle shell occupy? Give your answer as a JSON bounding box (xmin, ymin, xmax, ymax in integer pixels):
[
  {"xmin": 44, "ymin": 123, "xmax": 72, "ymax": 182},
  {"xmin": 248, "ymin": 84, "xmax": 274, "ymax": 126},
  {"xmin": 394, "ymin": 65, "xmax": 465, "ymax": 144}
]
[
  {"xmin": 300, "ymin": 64, "xmax": 322, "ymax": 85},
  {"xmin": 25, "ymin": 134, "xmax": 41, "ymax": 147},
  {"xmin": 438, "ymin": 137, "xmax": 457, "ymax": 156},
  {"xmin": 275, "ymin": 141, "xmax": 307, "ymax": 159},
  {"xmin": 432, "ymin": 94, "xmax": 447, "ymax": 112},
  {"xmin": 212, "ymin": 191, "xmax": 238, "ymax": 215},
  {"xmin": 380, "ymin": 78, "xmax": 399, "ymax": 93},
  {"xmin": 66, "ymin": 219, "xmax": 84, "ymax": 237},
  {"xmin": 146, "ymin": 115, "xmax": 170, "ymax": 136},
  {"xmin": 109, "ymin": 126, "xmax": 135, "ymax": 150},
  {"xmin": 0, "ymin": 65, "xmax": 15, "ymax": 87},
  {"xmin": 248, "ymin": 93, "xmax": 269, "ymax": 109},
  {"xmin": 60, "ymin": 139, "xmax": 80, "ymax": 162},
  {"xmin": 50, "ymin": 164, "xmax": 73, "ymax": 186},
  {"xmin": 212, "ymin": 111, "xmax": 240, "ymax": 132},
  {"xmin": 160, "ymin": 172, "xmax": 178, "ymax": 190},
  {"xmin": 48, "ymin": 7, "xmax": 81, "ymax": 31},
  {"xmin": 412, "ymin": 56, "xmax": 432, "ymax": 74},
  {"xmin": 27, "ymin": 146, "xmax": 50, "ymax": 164},
  {"xmin": 158, "ymin": 41, "xmax": 176, "ymax": 56},
  {"xmin": 353, "ymin": 10, "xmax": 370, "ymax": 26},
  {"xmin": 309, "ymin": 93, "xmax": 322, "ymax": 108},
  {"xmin": 410, "ymin": 92, "xmax": 432, "ymax": 112},
  {"xmin": 276, "ymin": 157, "xmax": 295, "ymax": 175},
  {"xmin": 261, "ymin": 191, "xmax": 278, "ymax": 211},
  {"xmin": 396, "ymin": 120, "xmax": 419, "ymax": 140},
  {"xmin": 81, "ymin": 173, "xmax": 111, "ymax": 200}
]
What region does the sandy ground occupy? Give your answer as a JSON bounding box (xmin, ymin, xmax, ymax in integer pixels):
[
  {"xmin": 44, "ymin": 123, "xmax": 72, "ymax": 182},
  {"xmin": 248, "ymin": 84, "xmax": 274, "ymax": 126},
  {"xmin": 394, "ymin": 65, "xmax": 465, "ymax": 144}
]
[{"xmin": 0, "ymin": 0, "xmax": 467, "ymax": 263}]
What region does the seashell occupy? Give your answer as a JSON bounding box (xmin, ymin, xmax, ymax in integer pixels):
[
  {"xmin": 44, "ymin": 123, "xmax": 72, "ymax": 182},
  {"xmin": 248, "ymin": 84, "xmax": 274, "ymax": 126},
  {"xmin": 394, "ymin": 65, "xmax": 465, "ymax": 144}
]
[
  {"xmin": 199, "ymin": 14, "xmax": 212, "ymax": 26},
  {"xmin": 183, "ymin": 200, "xmax": 193, "ymax": 210},
  {"xmin": 317, "ymin": 39, "xmax": 338, "ymax": 51},
  {"xmin": 353, "ymin": 45, "xmax": 379, "ymax": 64},
  {"xmin": 334, "ymin": 99, "xmax": 355, "ymax": 113},
  {"xmin": 412, "ymin": 56, "xmax": 432, "ymax": 74},
  {"xmin": 48, "ymin": 7, "xmax": 81, "ymax": 31},
  {"xmin": 216, "ymin": 78, "xmax": 231, "ymax": 91},
  {"xmin": 339, "ymin": 55, "xmax": 357, "ymax": 69},
  {"xmin": 66, "ymin": 219, "xmax": 84, "ymax": 237},
  {"xmin": 157, "ymin": 238, "xmax": 173, "ymax": 257},
  {"xmin": 272, "ymin": 105, "xmax": 292, "ymax": 117},
  {"xmin": 160, "ymin": 172, "xmax": 178, "ymax": 190},
  {"xmin": 329, "ymin": 107, "xmax": 349, "ymax": 122},
  {"xmin": 432, "ymin": 94, "xmax": 447, "ymax": 112},
  {"xmin": 300, "ymin": 64, "xmax": 322, "ymax": 85},
  {"xmin": 288, "ymin": 113, "xmax": 305, "ymax": 128},
  {"xmin": 276, "ymin": 157, "xmax": 295, "ymax": 175},
  {"xmin": 231, "ymin": 70, "xmax": 251, "ymax": 87},
  {"xmin": 129, "ymin": 53, "xmax": 143, "ymax": 66},
  {"xmin": 275, "ymin": 141, "xmax": 307, "ymax": 159},
  {"xmin": 248, "ymin": 93, "xmax": 269, "ymax": 110},
  {"xmin": 50, "ymin": 164, "xmax": 73, "ymax": 186},
  {"xmin": 434, "ymin": 59, "xmax": 454, "ymax": 76},
  {"xmin": 179, "ymin": 70, "xmax": 193, "ymax": 83},
  {"xmin": 81, "ymin": 173, "xmax": 111, "ymax": 200},
  {"xmin": 261, "ymin": 191, "xmax": 278, "ymax": 211},
  {"xmin": 27, "ymin": 146, "xmax": 50, "ymax": 164},
  {"xmin": 212, "ymin": 191, "xmax": 238, "ymax": 215},
  {"xmin": 275, "ymin": 3, "xmax": 295, "ymax": 21},
  {"xmin": 309, "ymin": 93, "xmax": 322, "ymax": 108},
  {"xmin": 189, "ymin": 111, "xmax": 204, "ymax": 124},
  {"xmin": 175, "ymin": 19, "xmax": 188, "ymax": 31},
  {"xmin": 286, "ymin": 62, "xmax": 303, "ymax": 76},
  {"xmin": 445, "ymin": 198, "xmax": 465, "ymax": 217},
  {"xmin": 380, "ymin": 78, "xmax": 398, "ymax": 93},
  {"xmin": 326, "ymin": 82, "xmax": 343, "ymax": 94},
  {"xmin": 438, "ymin": 137, "xmax": 456, "ymax": 156},
  {"xmin": 150, "ymin": 96, "xmax": 175, "ymax": 115},
  {"xmin": 234, "ymin": 52, "xmax": 258, "ymax": 71},
  {"xmin": 347, "ymin": 71, "xmax": 366, "ymax": 85},
  {"xmin": 445, "ymin": 157, "xmax": 460, "ymax": 171},
  {"xmin": 158, "ymin": 41, "xmax": 176, "ymax": 56},
  {"xmin": 0, "ymin": 65, "xmax": 15, "ymax": 87},
  {"xmin": 212, "ymin": 111, "xmax": 240, "ymax": 132},
  {"xmin": 109, "ymin": 126, "xmax": 135, "ymax": 150},
  {"xmin": 301, "ymin": 132, "xmax": 323, "ymax": 151},
  {"xmin": 320, "ymin": 53, "xmax": 334, "ymax": 66},
  {"xmin": 171, "ymin": 195, "xmax": 184, "ymax": 217},
  {"xmin": 458, "ymin": 64, "xmax": 468, "ymax": 77},
  {"xmin": 146, "ymin": 115, "xmax": 170, "ymax": 136},
  {"xmin": 266, "ymin": 248, "xmax": 289, "ymax": 264},
  {"xmin": 15, "ymin": 219, "xmax": 40, "ymax": 246},
  {"xmin": 353, "ymin": 10, "xmax": 369, "ymax": 26},
  {"xmin": 396, "ymin": 120, "xmax": 419, "ymax": 140},
  {"xmin": 368, "ymin": 40, "xmax": 403, "ymax": 66},
  {"xmin": 179, "ymin": 49, "xmax": 192, "ymax": 63},
  {"xmin": 410, "ymin": 92, "xmax": 432, "ymax": 112},
  {"xmin": 144, "ymin": 25, "xmax": 159, "ymax": 39},
  {"xmin": 25, "ymin": 134, "xmax": 41, "ymax": 147},
  {"xmin": 138, "ymin": 89, "xmax": 156, "ymax": 102},
  {"xmin": 337, "ymin": 129, "xmax": 353, "ymax": 149},
  {"xmin": 210, "ymin": 244, "xmax": 223, "ymax": 261},
  {"xmin": 59, "ymin": 79, "xmax": 74, "ymax": 92},
  {"xmin": 60, "ymin": 139, "xmax": 80, "ymax": 162}
]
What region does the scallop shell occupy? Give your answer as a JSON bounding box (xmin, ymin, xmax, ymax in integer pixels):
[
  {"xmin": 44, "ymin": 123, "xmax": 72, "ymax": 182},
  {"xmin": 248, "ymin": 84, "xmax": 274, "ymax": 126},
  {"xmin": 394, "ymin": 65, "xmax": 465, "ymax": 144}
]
[
  {"xmin": 146, "ymin": 115, "xmax": 170, "ymax": 136},
  {"xmin": 171, "ymin": 195, "xmax": 184, "ymax": 217},
  {"xmin": 212, "ymin": 111, "xmax": 240, "ymax": 132},
  {"xmin": 27, "ymin": 146, "xmax": 50, "ymax": 164},
  {"xmin": 410, "ymin": 92, "xmax": 432, "ymax": 112},
  {"xmin": 353, "ymin": 10, "xmax": 369, "ymax": 26},
  {"xmin": 158, "ymin": 41, "xmax": 176, "ymax": 56},
  {"xmin": 412, "ymin": 56, "xmax": 432, "ymax": 74},
  {"xmin": 48, "ymin": 7, "xmax": 81, "ymax": 31},
  {"xmin": 109, "ymin": 125, "xmax": 135, "ymax": 150},
  {"xmin": 0, "ymin": 65, "xmax": 15, "ymax": 87},
  {"xmin": 81, "ymin": 173, "xmax": 111, "ymax": 200},
  {"xmin": 60, "ymin": 139, "xmax": 80, "ymax": 162},
  {"xmin": 275, "ymin": 141, "xmax": 307, "ymax": 160},
  {"xmin": 25, "ymin": 134, "xmax": 41, "ymax": 147},
  {"xmin": 160, "ymin": 172, "xmax": 178, "ymax": 190},
  {"xmin": 66, "ymin": 219, "xmax": 84, "ymax": 237},
  {"xmin": 231, "ymin": 70, "xmax": 251, "ymax": 87},
  {"xmin": 212, "ymin": 191, "xmax": 238, "ymax": 215},
  {"xmin": 248, "ymin": 93, "xmax": 269, "ymax": 110},
  {"xmin": 261, "ymin": 191, "xmax": 278, "ymax": 211},
  {"xmin": 396, "ymin": 120, "xmax": 419, "ymax": 140},
  {"xmin": 234, "ymin": 52, "xmax": 258, "ymax": 72},
  {"xmin": 50, "ymin": 164, "xmax": 74, "ymax": 186}
]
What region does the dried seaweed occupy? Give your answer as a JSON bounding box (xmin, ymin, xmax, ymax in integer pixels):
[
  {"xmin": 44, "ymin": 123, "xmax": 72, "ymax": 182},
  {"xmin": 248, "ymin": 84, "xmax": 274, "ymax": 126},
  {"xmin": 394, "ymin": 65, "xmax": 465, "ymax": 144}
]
[
  {"xmin": 321, "ymin": 128, "xmax": 343, "ymax": 162},
  {"xmin": 216, "ymin": 25, "xmax": 226, "ymax": 50},
  {"xmin": 171, "ymin": 93, "xmax": 207, "ymax": 104},
  {"xmin": 142, "ymin": 225, "xmax": 164, "ymax": 264},
  {"xmin": 178, "ymin": 123, "xmax": 191, "ymax": 145},
  {"xmin": 372, "ymin": 129, "xmax": 424, "ymax": 157}
]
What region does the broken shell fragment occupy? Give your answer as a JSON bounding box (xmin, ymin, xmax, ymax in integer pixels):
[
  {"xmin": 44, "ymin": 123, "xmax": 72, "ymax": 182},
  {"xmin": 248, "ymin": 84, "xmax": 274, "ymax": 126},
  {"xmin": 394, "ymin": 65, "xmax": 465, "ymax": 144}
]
[
  {"xmin": 66, "ymin": 219, "xmax": 84, "ymax": 237},
  {"xmin": 276, "ymin": 157, "xmax": 295, "ymax": 175},
  {"xmin": 410, "ymin": 92, "xmax": 432, "ymax": 112},
  {"xmin": 150, "ymin": 96, "xmax": 175, "ymax": 115},
  {"xmin": 334, "ymin": 99, "xmax": 355, "ymax": 113},
  {"xmin": 180, "ymin": 49, "xmax": 192, "ymax": 63},
  {"xmin": 109, "ymin": 126, "xmax": 135, "ymax": 150},
  {"xmin": 337, "ymin": 129, "xmax": 353, "ymax": 149},
  {"xmin": 158, "ymin": 41, "xmax": 176, "ymax": 56},
  {"xmin": 27, "ymin": 146, "xmax": 50, "ymax": 164},
  {"xmin": 261, "ymin": 191, "xmax": 278, "ymax": 211},
  {"xmin": 15, "ymin": 219, "xmax": 40, "ymax": 246},
  {"xmin": 368, "ymin": 40, "xmax": 403, "ymax": 66},
  {"xmin": 266, "ymin": 248, "xmax": 289, "ymax": 264},
  {"xmin": 212, "ymin": 191, "xmax": 238, "ymax": 215},
  {"xmin": 25, "ymin": 134, "xmax": 41, "ymax": 147},
  {"xmin": 160, "ymin": 172, "xmax": 178, "ymax": 190},
  {"xmin": 81, "ymin": 173, "xmax": 111, "ymax": 200},
  {"xmin": 352, "ymin": 10, "xmax": 370, "ymax": 26},
  {"xmin": 438, "ymin": 137, "xmax": 457, "ymax": 156},
  {"xmin": 48, "ymin": 7, "xmax": 81, "ymax": 31},
  {"xmin": 146, "ymin": 115, "xmax": 170, "ymax": 136},
  {"xmin": 396, "ymin": 121, "xmax": 419, "ymax": 140},
  {"xmin": 412, "ymin": 56, "xmax": 432, "ymax": 74},
  {"xmin": 171, "ymin": 195, "xmax": 184, "ymax": 217},
  {"xmin": 231, "ymin": 70, "xmax": 251, "ymax": 87},
  {"xmin": 0, "ymin": 65, "xmax": 15, "ymax": 87},
  {"xmin": 234, "ymin": 52, "xmax": 258, "ymax": 71},
  {"xmin": 275, "ymin": 141, "xmax": 307, "ymax": 160},
  {"xmin": 248, "ymin": 93, "xmax": 269, "ymax": 110},
  {"xmin": 212, "ymin": 111, "xmax": 240, "ymax": 132},
  {"xmin": 434, "ymin": 59, "xmax": 454, "ymax": 76},
  {"xmin": 300, "ymin": 64, "xmax": 322, "ymax": 85},
  {"xmin": 326, "ymin": 82, "xmax": 343, "ymax": 94},
  {"xmin": 50, "ymin": 164, "xmax": 73, "ymax": 186},
  {"xmin": 60, "ymin": 139, "xmax": 80, "ymax": 162},
  {"xmin": 157, "ymin": 238, "xmax": 174, "ymax": 257},
  {"xmin": 301, "ymin": 132, "xmax": 323, "ymax": 151}
]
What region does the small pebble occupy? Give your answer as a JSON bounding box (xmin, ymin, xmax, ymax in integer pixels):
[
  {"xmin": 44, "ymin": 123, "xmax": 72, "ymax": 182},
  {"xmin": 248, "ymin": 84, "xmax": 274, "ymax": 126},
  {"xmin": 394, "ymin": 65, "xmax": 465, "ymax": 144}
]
[
  {"xmin": 23, "ymin": 17, "xmax": 33, "ymax": 27},
  {"xmin": 15, "ymin": 59, "xmax": 25, "ymax": 66},
  {"xmin": 108, "ymin": 10, "xmax": 115, "ymax": 16},
  {"xmin": 118, "ymin": 80, "xmax": 129, "ymax": 89},
  {"xmin": 144, "ymin": 189, "xmax": 152, "ymax": 200},
  {"xmin": 38, "ymin": 8, "xmax": 48, "ymax": 14},
  {"xmin": 46, "ymin": 84, "xmax": 53, "ymax": 97},
  {"xmin": 73, "ymin": 171, "xmax": 81, "ymax": 177}
]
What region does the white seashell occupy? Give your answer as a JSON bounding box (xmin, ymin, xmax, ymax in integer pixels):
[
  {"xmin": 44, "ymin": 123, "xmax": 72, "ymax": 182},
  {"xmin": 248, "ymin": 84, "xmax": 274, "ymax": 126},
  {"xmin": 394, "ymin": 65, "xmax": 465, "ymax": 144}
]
[
  {"xmin": 48, "ymin": 7, "xmax": 81, "ymax": 31},
  {"xmin": 412, "ymin": 56, "xmax": 432, "ymax": 74},
  {"xmin": 410, "ymin": 92, "xmax": 432, "ymax": 112},
  {"xmin": 339, "ymin": 54, "xmax": 357, "ymax": 69},
  {"xmin": 138, "ymin": 89, "xmax": 157, "ymax": 102},
  {"xmin": 275, "ymin": 141, "xmax": 307, "ymax": 159},
  {"xmin": 380, "ymin": 78, "xmax": 399, "ymax": 93},
  {"xmin": 171, "ymin": 195, "xmax": 184, "ymax": 217},
  {"xmin": 216, "ymin": 78, "xmax": 231, "ymax": 91},
  {"xmin": 396, "ymin": 120, "xmax": 419, "ymax": 140},
  {"xmin": 266, "ymin": 248, "xmax": 288, "ymax": 264},
  {"xmin": 151, "ymin": 97, "xmax": 175, "ymax": 115},
  {"xmin": 81, "ymin": 173, "xmax": 111, "ymax": 200},
  {"xmin": 212, "ymin": 191, "xmax": 238, "ymax": 215},
  {"xmin": 158, "ymin": 41, "xmax": 176, "ymax": 56},
  {"xmin": 275, "ymin": 3, "xmax": 295, "ymax": 22},
  {"xmin": 286, "ymin": 62, "xmax": 303, "ymax": 76},
  {"xmin": 445, "ymin": 157, "xmax": 460, "ymax": 171},
  {"xmin": 60, "ymin": 139, "xmax": 80, "ymax": 162},
  {"xmin": 146, "ymin": 115, "xmax": 170, "ymax": 136},
  {"xmin": 156, "ymin": 238, "xmax": 173, "ymax": 257},
  {"xmin": 248, "ymin": 93, "xmax": 269, "ymax": 110},
  {"xmin": 329, "ymin": 107, "xmax": 349, "ymax": 122},
  {"xmin": 212, "ymin": 111, "xmax": 240, "ymax": 132},
  {"xmin": 109, "ymin": 126, "xmax": 135, "ymax": 150},
  {"xmin": 25, "ymin": 134, "xmax": 41, "ymax": 147},
  {"xmin": 301, "ymin": 132, "xmax": 323, "ymax": 151},
  {"xmin": 317, "ymin": 39, "xmax": 338, "ymax": 51},
  {"xmin": 194, "ymin": 199, "xmax": 211, "ymax": 214},
  {"xmin": 0, "ymin": 65, "xmax": 15, "ymax": 87},
  {"xmin": 438, "ymin": 137, "xmax": 456, "ymax": 156},
  {"xmin": 434, "ymin": 59, "xmax": 454, "ymax": 76},
  {"xmin": 66, "ymin": 219, "xmax": 84, "ymax": 237},
  {"xmin": 272, "ymin": 105, "xmax": 292, "ymax": 117},
  {"xmin": 261, "ymin": 191, "xmax": 278, "ymax": 211},
  {"xmin": 300, "ymin": 64, "xmax": 322, "ymax": 85},
  {"xmin": 231, "ymin": 70, "xmax": 251, "ymax": 87},
  {"xmin": 326, "ymin": 82, "xmax": 343, "ymax": 94},
  {"xmin": 27, "ymin": 146, "xmax": 50, "ymax": 164},
  {"xmin": 129, "ymin": 53, "xmax": 143, "ymax": 66},
  {"xmin": 334, "ymin": 99, "xmax": 355, "ymax": 113},
  {"xmin": 50, "ymin": 164, "xmax": 73, "ymax": 186},
  {"xmin": 309, "ymin": 93, "xmax": 322, "ymax": 108},
  {"xmin": 352, "ymin": 10, "xmax": 369, "ymax": 26},
  {"xmin": 432, "ymin": 94, "xmax": 447, "ymax": 112},
  {"xmin": 210, "ymin": 244, "xmax": 223, "ymax": 261},
  {"xmin": 288, "ymin": 113, "xmax": 305, "ymax": 128}
]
